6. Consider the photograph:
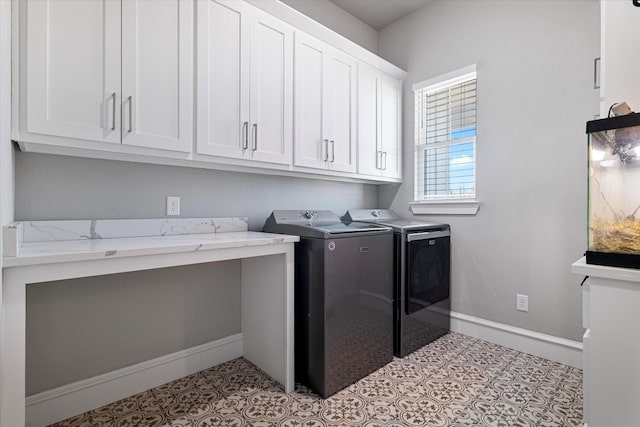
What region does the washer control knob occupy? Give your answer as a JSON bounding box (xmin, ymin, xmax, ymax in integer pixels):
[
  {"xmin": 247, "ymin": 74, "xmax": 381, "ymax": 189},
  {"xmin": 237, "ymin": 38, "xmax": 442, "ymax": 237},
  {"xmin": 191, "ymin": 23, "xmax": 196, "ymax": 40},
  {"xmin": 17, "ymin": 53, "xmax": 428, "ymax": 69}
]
[
  {"xmin": 303, "ymin": 210, "xmax": 318, "ymax": 219},
  {"xmin": 371, "ymin": 210, "xmax": 380, "ymax": 217}
]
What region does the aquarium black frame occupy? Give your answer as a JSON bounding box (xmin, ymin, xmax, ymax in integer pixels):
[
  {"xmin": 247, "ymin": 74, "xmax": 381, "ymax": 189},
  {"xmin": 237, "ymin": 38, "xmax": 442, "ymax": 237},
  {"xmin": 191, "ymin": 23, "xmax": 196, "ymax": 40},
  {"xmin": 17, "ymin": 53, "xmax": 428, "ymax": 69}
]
[
  {"xmin": 586, "ymin": 251, "xmax": 640, "ymax": 270},
  {"xmin": 586, "ymin": 113, "xmax": 640, "ymax": 134}
]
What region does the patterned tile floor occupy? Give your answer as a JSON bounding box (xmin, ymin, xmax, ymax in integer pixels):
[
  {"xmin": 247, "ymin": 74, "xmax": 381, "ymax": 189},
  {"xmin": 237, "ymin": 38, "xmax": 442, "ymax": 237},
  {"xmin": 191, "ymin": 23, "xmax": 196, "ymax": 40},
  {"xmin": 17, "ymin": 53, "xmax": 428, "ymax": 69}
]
[{"xmin": 50, "ymin": 333, "xmax": 583, "ymax": 427}]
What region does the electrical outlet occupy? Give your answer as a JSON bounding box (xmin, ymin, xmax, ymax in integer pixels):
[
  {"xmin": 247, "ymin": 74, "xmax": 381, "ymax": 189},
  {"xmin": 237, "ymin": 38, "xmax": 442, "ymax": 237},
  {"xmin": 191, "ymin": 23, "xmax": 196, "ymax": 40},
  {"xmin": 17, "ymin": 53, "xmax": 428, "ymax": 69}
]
[
  {"xmin": 516, "ymin": 294, "xmax": 529, "ymax": 312},
  {"xmin": 166, "ymin": 196, "xmax": 180, "ymax": 216}
]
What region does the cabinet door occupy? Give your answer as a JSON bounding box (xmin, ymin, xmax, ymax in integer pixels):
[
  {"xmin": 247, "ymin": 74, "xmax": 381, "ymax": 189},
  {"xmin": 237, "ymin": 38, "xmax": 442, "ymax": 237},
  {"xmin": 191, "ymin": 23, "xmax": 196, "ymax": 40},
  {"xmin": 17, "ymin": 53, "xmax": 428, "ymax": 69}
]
[
  {"xmin": 294, "ymin": 32, "xmax": 329, "ymax": 170},
  {"xmin": 24, "ymin": 0, "xmax": 121, "ymax": 144},
  {"xmin": 600, "ymin": 1, "xmax": 640, "ymax": 117},
  {"xmin": 326, "ymin": 51, "xmax": 356, "ymax": 173},
  {"xmin": 583, "ymin": 328, "xmax": 591, "ymax": 425},
  {"xmin": 196, "ymin": 0, "xmax": 250, "ymax": 159},
  {"xmin": 122, "ymin": 0, "xmax": 193, "ymax": 152},
  {"xmin": 357, "ymin": 63, "xmax": 381, "ymax": 176},
  {"xmin": 379, "ymin": 76, "xmax": 402, "ymax": 179},
  {"xmin": 249, "ymin": 11, "xmax": 293, "ymax": 165}
]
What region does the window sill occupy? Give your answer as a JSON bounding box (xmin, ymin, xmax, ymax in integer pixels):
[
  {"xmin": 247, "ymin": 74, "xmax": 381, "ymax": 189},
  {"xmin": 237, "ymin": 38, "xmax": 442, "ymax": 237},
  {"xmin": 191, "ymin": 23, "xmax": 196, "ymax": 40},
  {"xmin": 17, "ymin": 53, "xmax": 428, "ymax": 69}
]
[{"xmin": 409, "ymin": 200, "xmax": 480, "ymax": 215}]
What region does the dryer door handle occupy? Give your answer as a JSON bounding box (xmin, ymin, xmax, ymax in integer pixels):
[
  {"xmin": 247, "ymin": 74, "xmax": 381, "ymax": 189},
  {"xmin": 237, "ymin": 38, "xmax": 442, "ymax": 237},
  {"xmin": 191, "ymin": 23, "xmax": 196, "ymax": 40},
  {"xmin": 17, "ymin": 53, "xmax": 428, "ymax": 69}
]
[{"xmin": 407, "ymin": 230, "xmax": 450, "ymax": 242}]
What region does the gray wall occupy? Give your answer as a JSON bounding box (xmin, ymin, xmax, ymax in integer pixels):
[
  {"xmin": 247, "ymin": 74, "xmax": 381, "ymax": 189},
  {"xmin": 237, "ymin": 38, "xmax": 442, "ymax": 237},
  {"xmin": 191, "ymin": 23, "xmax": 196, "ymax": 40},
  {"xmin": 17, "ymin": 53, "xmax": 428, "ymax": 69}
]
[
  {"xmin": 15, "ymin": 152, "xmax": 377, "ymax": 230},
  {"xmin": 378, "ymin": 0, "xmax": 599, "ymax": 341}
]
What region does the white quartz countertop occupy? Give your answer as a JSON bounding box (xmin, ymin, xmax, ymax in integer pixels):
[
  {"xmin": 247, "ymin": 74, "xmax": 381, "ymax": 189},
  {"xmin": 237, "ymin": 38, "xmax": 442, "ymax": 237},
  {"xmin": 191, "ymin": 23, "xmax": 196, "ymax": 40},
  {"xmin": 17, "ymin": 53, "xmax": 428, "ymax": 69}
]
[
  {"xmin": 572, "ymin": 256, "xmax": 640, "ymax": 283},
  {"xmin": 2, "ymin": 218, "xmax": 300, "ymax": 268},
  {"xmin": 3, "ymin": 231, "xmax": 299, "ymax": 268},
  {"xmin": 3, "ymin": 231, "xmax": 300, "ymax": 268}
]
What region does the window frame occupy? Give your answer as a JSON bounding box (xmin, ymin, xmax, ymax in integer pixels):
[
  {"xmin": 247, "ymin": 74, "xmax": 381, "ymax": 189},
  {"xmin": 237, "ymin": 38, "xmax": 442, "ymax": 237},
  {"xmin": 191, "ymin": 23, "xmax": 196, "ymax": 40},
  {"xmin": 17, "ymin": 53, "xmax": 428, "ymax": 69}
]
[{"xmin": 410, "ymin": 65, "xmax": 480, "ymax": 216}]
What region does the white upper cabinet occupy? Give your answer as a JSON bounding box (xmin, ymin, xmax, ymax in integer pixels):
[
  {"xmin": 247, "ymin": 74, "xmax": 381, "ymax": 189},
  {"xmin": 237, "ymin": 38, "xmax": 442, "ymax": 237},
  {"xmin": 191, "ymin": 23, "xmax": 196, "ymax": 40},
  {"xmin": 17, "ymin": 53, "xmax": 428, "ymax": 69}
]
[
  {"xmin": 379, "ymin": 75, "xmax": 402, "ymax": 179},
  {"xmin": 249, "ymin": 10, "xmax": 293, "ymax": 164},
  {"xmin": 357, "ymin": 63, "xmax": 380, "ymax": 177},
  {"xmin": 293, "ymin": 32, "xmax": 327, "ymax": 170},
  {"xmin": 19, "ymin": 0, "xmax": 193, "ymax": 152},
  {"xmin": 294, "ymin": 32, "xmax": 356, "ymax": 173},
  {"xmin": 357, "ymin": 63, "xmax": 402, "ymax": 179},
  {"xmin": 600, "ymin": 1, "xmax": 640, "ymax": 117},
  {"xmin": 14, "ymin": 0, "xmax": 404, "ymax": 182},
  {"xmin": 326, "ymin": 51, "xmax": 357, "ymax": 173},
  {"xmin": 23, "ymin": 0, "xmax": 122, "ymax": 144},
  {"xmin": 196, "ymin": 0, "xmax": 250, "ymax": 160},
  {"xmin": 121, "ymin": 0, "xmax": 193, "ymax": 152},
  {"xmin": 196, "ymin": 0, "xmax": 292, "ymax": 165}
]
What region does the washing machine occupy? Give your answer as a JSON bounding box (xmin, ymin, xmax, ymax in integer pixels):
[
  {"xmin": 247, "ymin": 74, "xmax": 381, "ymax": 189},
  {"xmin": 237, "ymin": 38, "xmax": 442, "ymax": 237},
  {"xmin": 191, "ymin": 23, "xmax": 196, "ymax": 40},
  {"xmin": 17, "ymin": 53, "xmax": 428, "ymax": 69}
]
[{"xmin": 263, "ymin": 210, "xmax": 393, "ymax": 397}]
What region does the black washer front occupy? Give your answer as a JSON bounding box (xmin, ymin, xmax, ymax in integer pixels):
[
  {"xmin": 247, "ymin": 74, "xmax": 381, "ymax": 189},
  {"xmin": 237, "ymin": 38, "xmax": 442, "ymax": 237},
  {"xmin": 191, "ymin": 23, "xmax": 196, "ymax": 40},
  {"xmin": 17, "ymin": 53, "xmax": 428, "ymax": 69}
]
[
  {"xmin": 399, "ymin": 229, "xmax": 450, "ymax": 357},
  {"xmin": 263, "ymin": 210, "xmax": 394, "ymax": 397}
]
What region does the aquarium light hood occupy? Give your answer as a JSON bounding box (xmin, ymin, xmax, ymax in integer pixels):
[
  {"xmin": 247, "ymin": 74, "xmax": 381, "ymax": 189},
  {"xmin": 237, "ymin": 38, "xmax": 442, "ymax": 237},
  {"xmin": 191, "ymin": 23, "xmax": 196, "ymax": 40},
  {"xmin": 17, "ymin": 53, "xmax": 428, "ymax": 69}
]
[{"xmin": 586, "ymin": 112, "xmax": 640, "ymax": 134}]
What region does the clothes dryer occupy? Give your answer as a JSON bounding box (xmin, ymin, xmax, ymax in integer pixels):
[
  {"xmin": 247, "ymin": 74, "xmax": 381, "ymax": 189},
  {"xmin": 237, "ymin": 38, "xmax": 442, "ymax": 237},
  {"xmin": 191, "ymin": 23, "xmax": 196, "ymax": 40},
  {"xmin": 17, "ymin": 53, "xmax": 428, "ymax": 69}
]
[{"xmin": 344, "ymin": 209, "xmax": 450, "ymax": 357}]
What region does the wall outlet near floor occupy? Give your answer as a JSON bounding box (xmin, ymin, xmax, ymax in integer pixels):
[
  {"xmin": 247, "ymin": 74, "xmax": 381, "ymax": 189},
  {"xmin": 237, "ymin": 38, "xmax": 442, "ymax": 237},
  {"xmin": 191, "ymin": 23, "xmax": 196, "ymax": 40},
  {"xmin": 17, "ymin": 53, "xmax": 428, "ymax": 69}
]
[
  {"xmin": 166, "ymin": 196, "xmax": 181, "ymax": 216},
  {"xmin": 516, "ymin": 294, "xmax": 529, "ymax": 312}
]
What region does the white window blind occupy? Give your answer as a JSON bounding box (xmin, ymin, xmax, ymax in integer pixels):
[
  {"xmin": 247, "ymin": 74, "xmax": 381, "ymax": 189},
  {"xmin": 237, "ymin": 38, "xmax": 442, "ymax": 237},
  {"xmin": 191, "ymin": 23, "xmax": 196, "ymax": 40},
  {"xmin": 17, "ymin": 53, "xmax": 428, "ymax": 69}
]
[{"xmin": 414, "ymin": 66, "xmax": 477, "ymax": 201}]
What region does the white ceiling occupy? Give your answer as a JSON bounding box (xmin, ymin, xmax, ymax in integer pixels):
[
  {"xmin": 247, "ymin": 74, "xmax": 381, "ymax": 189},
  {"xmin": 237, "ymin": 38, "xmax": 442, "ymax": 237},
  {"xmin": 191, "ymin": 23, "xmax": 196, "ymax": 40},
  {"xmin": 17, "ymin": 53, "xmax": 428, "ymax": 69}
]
[{"xmin": 329, "ymin": 0, "xmax": 431, "ymax": 30}]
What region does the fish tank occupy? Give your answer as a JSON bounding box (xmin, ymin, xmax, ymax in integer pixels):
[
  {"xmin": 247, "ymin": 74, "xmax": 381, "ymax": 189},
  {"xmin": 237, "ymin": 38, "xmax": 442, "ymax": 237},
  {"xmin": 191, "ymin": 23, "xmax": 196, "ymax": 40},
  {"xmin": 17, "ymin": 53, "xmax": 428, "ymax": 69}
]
[{"xmin": 587, "ymin": 112, "xmax": 640, "ymax": 269}]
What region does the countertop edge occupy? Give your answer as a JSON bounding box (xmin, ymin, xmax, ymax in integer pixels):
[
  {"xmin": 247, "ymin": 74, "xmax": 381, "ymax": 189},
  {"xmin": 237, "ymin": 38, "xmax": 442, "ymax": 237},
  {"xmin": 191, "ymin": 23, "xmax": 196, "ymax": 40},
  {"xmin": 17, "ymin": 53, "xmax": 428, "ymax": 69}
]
[{"xmin": 3, "ymin": 232, "xmax": 300, "ymax": 268}]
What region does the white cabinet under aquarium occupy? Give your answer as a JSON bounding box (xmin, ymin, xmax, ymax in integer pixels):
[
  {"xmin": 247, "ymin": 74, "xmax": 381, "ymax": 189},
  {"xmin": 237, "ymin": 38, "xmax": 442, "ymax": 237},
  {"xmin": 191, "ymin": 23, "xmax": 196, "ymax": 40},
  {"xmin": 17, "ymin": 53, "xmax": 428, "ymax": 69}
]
[
  {"xmin": 586, "ymin": 112, "xmax": 640, "ymax": 268},
  {"xmin": 572, "ymin": 259, "xmax": 640, "ymax": 427}
]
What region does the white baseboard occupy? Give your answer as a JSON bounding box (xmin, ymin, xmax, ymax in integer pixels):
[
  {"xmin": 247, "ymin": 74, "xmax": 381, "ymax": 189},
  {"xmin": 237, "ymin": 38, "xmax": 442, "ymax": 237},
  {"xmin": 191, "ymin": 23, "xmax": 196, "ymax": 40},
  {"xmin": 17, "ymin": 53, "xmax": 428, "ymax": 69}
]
[
  {"xmin": 25, "ymin": 334, "xmax": 243, "ymax": 427},
  {"xmin": 450, "ymin": 311, "xmax": 583, "ymax": 369}
]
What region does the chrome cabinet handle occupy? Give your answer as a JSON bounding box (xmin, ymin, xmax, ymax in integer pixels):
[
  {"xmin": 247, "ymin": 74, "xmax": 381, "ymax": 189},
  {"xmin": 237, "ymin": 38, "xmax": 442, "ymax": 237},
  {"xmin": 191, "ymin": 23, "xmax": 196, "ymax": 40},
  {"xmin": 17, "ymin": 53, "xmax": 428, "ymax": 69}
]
[
  {"xmin": 594, "ymin": 57, "xmax": 600, "ymax": 90},
  {"xmin": 127, "ymin": 95, "xmax": 133, "ymax": 133},
  {"xmin": 252, "ymin": 123, "xmax": 257, "ymax": 151},
  {"xmin": 330, "ymin": 140, "xmax": 335, "ymax": 163},
  {"xmin": 383, "ymin": 151, "xmax": 387, "ymax": 170},
  {"xmin": 242, "ymin": 121, "xmax": 248, "ymax": 150},
  {"xmin": 323, "ymin": 139, "xmax": 329, "ymax": 161},
  {"xmin": 111, "ymin": 92, "xmax": 116, "ymax": 131}
]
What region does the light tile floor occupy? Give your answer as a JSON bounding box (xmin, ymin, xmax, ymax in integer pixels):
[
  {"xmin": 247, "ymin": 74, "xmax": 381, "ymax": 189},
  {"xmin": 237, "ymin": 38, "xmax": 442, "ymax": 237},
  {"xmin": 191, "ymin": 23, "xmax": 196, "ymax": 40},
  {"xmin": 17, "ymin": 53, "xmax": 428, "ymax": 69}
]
[{"xmin": 50, "ymin": 332, "xmax": 583, "ymax": 427}]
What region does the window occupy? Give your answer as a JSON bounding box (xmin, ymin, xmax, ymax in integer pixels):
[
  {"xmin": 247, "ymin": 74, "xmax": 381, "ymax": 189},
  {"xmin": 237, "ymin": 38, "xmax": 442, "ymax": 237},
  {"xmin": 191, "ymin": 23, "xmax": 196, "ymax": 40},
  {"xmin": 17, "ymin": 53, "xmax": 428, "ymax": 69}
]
[{"xmin": 413, "ymin": 65, "xmax": 477, "ymax": 210}]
